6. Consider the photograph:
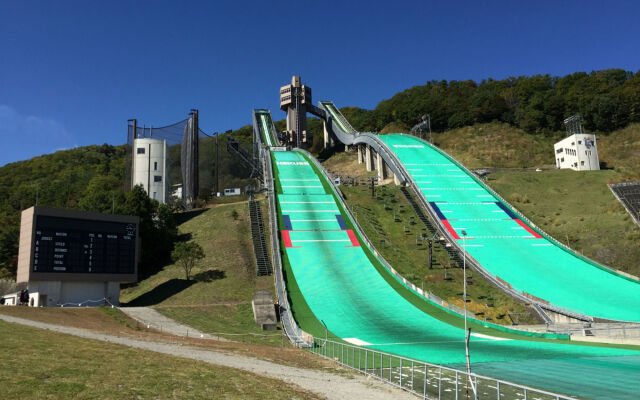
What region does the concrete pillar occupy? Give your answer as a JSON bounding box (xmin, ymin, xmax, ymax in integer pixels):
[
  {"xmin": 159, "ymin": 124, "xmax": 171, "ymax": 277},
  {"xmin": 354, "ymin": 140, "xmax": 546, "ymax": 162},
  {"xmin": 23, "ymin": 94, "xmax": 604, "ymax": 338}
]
[
  {"xmin": 376, "ymin": 153, "xmax": 387, "ymax": 180},
  {"xmin": 323, "ymin": 122, "xmax": 334, "ymax": 149},
  {"xmin": 357, "ymin": 145, "xmax": 363, "ymax": 164},
  {"xmin": 365, "ymin": 145, "xmax": 373, "ymax": 171},
  {"xmin": 345, "ymin": 144, "xmax": 350, "ymax": 152},
  {"xmin": 394, "ymin": 173, "xmax": 401, "ymax": 185}
]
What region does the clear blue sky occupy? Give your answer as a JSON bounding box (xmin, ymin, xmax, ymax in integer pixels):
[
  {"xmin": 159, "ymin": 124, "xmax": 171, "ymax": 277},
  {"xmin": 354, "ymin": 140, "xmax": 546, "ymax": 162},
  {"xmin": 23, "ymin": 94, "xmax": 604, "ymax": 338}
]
[{"xmin": 1, "ymin": 0, "xmax": 639, "ymax": 166}]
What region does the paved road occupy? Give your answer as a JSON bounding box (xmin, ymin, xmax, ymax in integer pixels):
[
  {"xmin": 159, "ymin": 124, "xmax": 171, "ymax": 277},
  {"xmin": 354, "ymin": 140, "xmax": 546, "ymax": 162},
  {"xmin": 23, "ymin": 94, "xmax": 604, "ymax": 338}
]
[
  {"xmin": 120, "ymin": 306, "xmax": 228, "ymax": 340},
  {"xmin": 0, "ymin": 314, "xmax": 415, "ymax": 400}
]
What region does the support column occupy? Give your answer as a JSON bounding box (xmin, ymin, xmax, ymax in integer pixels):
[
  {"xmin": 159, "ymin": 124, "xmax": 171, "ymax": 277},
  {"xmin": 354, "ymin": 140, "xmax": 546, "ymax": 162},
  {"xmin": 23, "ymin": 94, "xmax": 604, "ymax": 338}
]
[
  {"xmin": 357, "ymin": 145, "xmax": 363, "ymax": 164},
  {"xmin": 376, "ymin": 153, "xmax": 387, "ymax": 180},
  {"xmin": 365, "ymin": 145, "xmax": 374, "ymax": 171},
  {"xmin": 394, "ymin": 173, "xmax": 401, "ymax": 185},
  {"xmin": 323, "ymin": 122, "xmax": 334, "ymax": 149}
]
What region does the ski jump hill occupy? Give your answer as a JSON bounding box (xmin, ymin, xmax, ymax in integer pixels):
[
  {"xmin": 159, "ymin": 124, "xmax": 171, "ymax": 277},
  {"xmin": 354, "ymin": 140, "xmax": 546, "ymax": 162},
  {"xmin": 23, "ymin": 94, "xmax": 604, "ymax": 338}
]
[{"xmin": 252, "ymin": 105, "xmax": 640, "ymax": 399}]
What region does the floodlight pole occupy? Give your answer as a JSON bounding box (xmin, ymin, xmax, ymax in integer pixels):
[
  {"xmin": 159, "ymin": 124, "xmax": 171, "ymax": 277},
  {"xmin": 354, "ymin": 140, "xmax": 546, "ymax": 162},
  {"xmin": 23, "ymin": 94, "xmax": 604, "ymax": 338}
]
[
  {"xmin": 215, "ymin": 132, "xmax": 219, "ymax": 195},
  {"xmin": 321, "ymin": 319, "xmax": 328, "ymax": 344},
  {"xmin": 461, "ymin": 230, "xmax": 477, "ymax": 399}
]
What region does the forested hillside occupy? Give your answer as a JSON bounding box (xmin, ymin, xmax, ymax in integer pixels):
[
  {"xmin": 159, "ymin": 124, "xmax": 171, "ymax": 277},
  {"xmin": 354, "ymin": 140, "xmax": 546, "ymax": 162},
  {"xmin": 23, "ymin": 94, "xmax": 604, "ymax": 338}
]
[
  {"xmin": 341, "ymin": 69, "xmax": 640, "ymax": 134},
  {"xmin": 0, "ymin": 130, "xmax": 255, "ymax": 279}
]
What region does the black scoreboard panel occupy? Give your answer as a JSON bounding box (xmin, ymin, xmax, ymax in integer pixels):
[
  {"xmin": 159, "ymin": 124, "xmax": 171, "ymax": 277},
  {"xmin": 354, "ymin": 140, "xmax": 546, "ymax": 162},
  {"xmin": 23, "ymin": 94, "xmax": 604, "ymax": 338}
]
[{"xmin": 33, "ymin": 215, "xmax": 137, "ymax": 274}]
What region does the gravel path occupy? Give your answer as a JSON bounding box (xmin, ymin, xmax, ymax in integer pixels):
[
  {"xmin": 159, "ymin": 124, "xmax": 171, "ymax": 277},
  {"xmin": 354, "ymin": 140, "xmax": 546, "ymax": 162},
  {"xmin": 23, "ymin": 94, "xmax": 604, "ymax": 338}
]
[
  {"xmin": 0, "ymin": 314, "xmax": 415, "ymax": 400},
  {"xmin": 120, "ymin": 306, "xmax": 228, "ymax": 341}
]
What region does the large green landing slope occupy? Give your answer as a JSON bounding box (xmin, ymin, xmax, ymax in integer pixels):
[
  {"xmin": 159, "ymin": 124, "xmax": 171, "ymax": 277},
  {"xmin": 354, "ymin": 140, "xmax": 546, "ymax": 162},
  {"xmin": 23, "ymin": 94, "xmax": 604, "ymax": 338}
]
[
  {"xmin": 378, "ymin": 134, "xmax": 640, "ymax": 322},
  {"xmin": 271, "ymin": 150, "xmax": 640, "ymax": 399}
]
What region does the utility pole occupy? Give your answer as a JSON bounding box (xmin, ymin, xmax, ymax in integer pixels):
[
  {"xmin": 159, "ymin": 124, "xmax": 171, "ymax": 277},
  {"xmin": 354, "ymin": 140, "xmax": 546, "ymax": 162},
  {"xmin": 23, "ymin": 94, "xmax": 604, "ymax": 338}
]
[
  {"xmin": 215, "ymin": 132, "xmax": 219, "ymax": 195},
  {"xmin": 461, "ymin": 230, "xmax": 477, "ymax": 399}
]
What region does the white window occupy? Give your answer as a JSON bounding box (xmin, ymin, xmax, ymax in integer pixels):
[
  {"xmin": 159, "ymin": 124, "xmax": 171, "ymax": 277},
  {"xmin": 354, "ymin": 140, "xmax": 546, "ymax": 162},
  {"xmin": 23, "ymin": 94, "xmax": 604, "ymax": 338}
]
[{"xmin": 153, "ymin": 192, "xmax": 157, "ymax": 199}]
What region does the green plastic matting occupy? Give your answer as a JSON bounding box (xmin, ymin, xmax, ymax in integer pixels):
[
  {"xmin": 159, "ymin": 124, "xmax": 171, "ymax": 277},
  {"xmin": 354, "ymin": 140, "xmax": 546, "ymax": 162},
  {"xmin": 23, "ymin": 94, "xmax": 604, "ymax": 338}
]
[
  {"xmin": 271, "ymin": 150, "xmax": 640, "ymax": 399},
  {"xmin": 378, "ymin": 134, "xmax": 640, "ymax": 323}
]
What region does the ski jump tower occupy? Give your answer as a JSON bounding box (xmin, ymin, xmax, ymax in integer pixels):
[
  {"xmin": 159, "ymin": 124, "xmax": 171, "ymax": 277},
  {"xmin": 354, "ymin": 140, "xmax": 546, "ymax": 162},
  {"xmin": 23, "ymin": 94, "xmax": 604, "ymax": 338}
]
[{"xmin": 279, "ymin": 76, "xmax": 312, "ymax": 148}]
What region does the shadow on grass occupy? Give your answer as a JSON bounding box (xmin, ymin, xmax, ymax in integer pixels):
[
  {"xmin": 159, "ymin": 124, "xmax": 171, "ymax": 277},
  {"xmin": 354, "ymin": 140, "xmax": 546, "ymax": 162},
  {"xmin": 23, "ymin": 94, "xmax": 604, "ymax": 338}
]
[
  {"xmin": 193, "ymin": 269, "xmax": 225, "ymax": 282},
  {"xmin": 174, "ymin": 209, "xmax": 208, "ymax": 225},
  {"xmin": 122, "ymin": 279, "xmax": 196, "ymax": 307}
]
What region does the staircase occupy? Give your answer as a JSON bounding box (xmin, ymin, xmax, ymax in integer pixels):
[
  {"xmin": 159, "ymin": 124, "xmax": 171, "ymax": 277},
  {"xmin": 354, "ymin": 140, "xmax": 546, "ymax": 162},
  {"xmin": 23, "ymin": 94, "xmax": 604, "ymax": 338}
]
[
  {"xmin": 249, "ymin": 197, "xmax": 272, "ymax": 276},
  {"xmin": 400, "ymin": 186, "xmax": 462, "ymax": 266}
]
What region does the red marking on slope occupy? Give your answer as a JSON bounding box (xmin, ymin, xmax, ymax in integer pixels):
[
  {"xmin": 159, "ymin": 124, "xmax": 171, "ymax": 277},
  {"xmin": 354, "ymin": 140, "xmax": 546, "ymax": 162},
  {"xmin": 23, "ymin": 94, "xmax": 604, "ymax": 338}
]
[
  {"xmin": 346, "ymin": 230, "xmax": 360, "ymax": 247},
  {"xmin": 441, "ymin": 220, "xmax": 461, "ymax": 240},
  {"xmin": 515, "ymin": 219, "xmax": 543, "ymax": 238},
  {"xmin": 282, "ymin": 230, "xmax": 293, "ymax": 248}
]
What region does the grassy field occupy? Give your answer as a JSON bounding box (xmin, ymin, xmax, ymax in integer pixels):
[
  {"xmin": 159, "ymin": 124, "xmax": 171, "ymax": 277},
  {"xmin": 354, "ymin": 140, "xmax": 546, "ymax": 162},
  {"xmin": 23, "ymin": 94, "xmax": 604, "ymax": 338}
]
[
  {"xmin": 120, "ymin": 200, "xmax": 280, "ymax": 345},
  {"xmin": 487, "ymin": 169, "xmax": 640, "ymax": 276},
  {"xmin": 339, "ymin": 182, "xmax": 537, "ymax": 324},
  {"xmin": 0, "ymin": 320, "xmax": 320, "ymax": 400}
]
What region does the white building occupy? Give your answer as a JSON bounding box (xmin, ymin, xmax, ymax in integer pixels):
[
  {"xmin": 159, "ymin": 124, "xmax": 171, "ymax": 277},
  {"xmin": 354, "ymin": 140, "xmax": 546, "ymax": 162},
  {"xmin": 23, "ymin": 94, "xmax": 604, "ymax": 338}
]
[
  {"xmin": 553, "ymin": 133, "xmax": 600, "ymax": 171},
  {"xmin": 132, "ymin": 138, "xmax": 170, "ymax": 203}
]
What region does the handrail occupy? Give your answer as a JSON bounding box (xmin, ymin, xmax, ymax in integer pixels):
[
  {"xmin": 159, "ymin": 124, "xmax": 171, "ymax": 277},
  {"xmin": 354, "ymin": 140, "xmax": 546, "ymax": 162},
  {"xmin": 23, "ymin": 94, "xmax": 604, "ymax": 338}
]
[
  {"xmin": 298, "ymin": 149, "xmax": 477, "ymax": 320},
  {"xmin": 387, "ymin": 133, "xmax": 592, "ymax": 322},
  {"xmin": 319, "ymin": 101, "xmax": 357, "ymax": 134},
  {"xmin": 395, "ymin": 132, "xmax": 640, "ymax": 286},
  {"xmin": 315, "ymin": 101, "xmax": 594, "ymax": 322},
  {"xmin": 264, "ymin": 146, "xmax": 311, "ymax": 347}
]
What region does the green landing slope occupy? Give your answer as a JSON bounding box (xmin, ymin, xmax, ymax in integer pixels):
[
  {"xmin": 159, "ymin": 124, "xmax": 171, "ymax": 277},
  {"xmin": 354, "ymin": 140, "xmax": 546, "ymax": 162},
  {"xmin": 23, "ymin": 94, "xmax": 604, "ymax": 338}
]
[
  {"xmin": 271, "ymin": 149, "xmax": 640, "ymax": 399},
  {"xmin": 378, "ymin": 134, "xmax": 640, "ymax": 322}
]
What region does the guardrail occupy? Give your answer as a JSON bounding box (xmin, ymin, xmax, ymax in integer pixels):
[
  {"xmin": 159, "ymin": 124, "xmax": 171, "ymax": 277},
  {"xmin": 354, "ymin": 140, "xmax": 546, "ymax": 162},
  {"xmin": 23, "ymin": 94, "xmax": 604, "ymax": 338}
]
[
  {"xmin": 388, "ymin": 133, "xmax": 593, "ymax": 322},
  {"xmin": 405, "ymin": 133, "xmax": 639, "ymax": 286},
  {"xmin": 264, "ymin": 147, "xmax": 311, "ymax": 347},
  {"xmin": 320, "ymin": 101, "xmax": 357, "ymax": 134},
  {"xmin": 299, "ymin": 149, "xmax": 476, "ymax": 320},
  {"xmin": 307, "ymin": 337, "xmax": 576, "ymax": 400}
]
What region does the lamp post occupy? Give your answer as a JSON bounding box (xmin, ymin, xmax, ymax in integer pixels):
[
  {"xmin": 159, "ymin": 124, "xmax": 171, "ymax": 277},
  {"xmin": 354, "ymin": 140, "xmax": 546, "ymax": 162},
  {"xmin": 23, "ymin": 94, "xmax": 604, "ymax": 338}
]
[{"xmin": 461, "ymin": 230, "xmax": 476, "ymax": 399}]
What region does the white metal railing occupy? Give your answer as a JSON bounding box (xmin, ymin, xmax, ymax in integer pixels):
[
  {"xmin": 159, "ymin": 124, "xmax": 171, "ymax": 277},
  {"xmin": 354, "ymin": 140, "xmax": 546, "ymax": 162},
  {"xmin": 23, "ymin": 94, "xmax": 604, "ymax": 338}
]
[{"xmin": 306, "ymin": 337, "xmax": 577, "ymax": 400}]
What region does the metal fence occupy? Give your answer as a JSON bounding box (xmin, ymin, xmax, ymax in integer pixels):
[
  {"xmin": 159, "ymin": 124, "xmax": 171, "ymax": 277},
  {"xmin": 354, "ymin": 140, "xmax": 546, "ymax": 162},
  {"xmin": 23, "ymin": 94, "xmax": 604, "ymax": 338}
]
[{"xmin": 307, "ymin": 337, "xmax": 576, "ymax": 400}]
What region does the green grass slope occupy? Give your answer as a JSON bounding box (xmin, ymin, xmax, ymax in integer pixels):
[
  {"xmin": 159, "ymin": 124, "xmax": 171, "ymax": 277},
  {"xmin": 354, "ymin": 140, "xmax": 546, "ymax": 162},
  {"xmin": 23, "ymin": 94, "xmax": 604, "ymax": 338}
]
[
  {"xmin": 0, "ymin": 320, "xmax": 319, "ymax": 399},
  {"xmin": 120, "ymin": 200, "xmax": 281, "ymax": 345}
]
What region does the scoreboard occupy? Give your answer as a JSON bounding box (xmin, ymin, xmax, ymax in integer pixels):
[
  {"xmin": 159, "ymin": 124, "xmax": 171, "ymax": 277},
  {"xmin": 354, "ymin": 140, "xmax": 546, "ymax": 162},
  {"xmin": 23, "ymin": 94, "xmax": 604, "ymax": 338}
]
[
  {"xmin": 34, "ymin": 216, "xmax": 137, "ymax": 274},
  {"xmin": 17, "ymin": 207, "xmax": 139, "ymax": 283}
]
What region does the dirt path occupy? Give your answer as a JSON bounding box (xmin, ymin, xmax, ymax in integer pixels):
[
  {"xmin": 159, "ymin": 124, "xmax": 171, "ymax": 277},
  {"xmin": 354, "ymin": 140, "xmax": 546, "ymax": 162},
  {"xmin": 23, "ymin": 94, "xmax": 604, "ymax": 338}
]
[
  {"xmin": 119, "ymin": 306, "xmax": 228, "ymax": 340},
  {"xmin": 0, "ymin": 314, "xmax": 415, "ymax": 400}
]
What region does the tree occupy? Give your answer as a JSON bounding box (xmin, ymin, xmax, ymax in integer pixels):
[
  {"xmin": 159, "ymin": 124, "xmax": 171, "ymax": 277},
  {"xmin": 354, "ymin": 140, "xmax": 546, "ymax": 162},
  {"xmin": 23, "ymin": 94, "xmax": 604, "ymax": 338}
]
[{"xmin": 171, "ymin": 241, "xmax": 205, "ymax": 280}]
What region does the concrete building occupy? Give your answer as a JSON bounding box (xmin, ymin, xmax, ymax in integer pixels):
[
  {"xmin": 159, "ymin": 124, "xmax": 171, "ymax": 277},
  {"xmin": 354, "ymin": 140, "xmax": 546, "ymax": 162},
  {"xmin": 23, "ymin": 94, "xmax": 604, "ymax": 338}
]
[
  {"xmin": 553, "ymin": 133, "xmax": 600, "ymax": 171},
  {"xmin": 16, "ymin": 207, "xmax": 139, "ymax": 307},
  {"xmin": 132, "ymin": 138, "xmax": 170, "ymax": 203},
  {"xmin": 280, "ymin": 76, "xmax": 312, "ymax": 147}
]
